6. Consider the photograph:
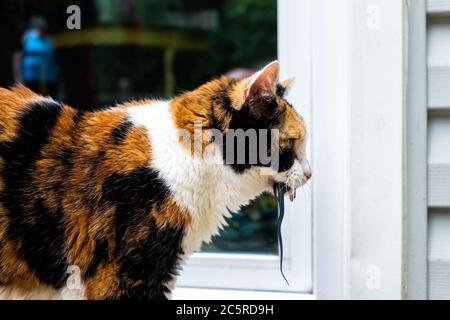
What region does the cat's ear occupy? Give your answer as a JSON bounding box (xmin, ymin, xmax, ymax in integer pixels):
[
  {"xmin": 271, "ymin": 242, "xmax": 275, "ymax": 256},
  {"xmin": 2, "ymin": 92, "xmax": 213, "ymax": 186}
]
[
  {"xmin": 231, "ymin": 61, "xmax": 279, "ymax": 110},
  {"xmin": 244, "ymin": 61, "xmax": 279, "ymax": 101},
  {"xmin": 278, "ymin": 77, "xmax": 295, "ymax": 97}
]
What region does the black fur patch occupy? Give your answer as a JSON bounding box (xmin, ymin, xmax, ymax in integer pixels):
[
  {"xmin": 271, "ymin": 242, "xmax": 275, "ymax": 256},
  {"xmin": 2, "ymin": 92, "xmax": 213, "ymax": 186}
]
[
  {"xmin": 209, "ymin": 81, "xmax": 234, "ymax": 132},
  {"xmin": 276, "ymin": 84, "xmax": 286, "ymax": 97},
  {"xmin": 0, "ymin": 99, "xmax": 70, "ymax": 288},
  {"xmin": 85, "ymin": 237, "xmax": 109, "ymax": 278},
  {"xmin": 22, "ymin": 200, "xmax": 69, "ymax": 287},
  {"xmin": 102, "ymin": 166, "xmax": 184, "ymax": 300},
  {"xmin": 211, "ymin": 87, "xmax": 297, "ymax": 174},
  {"xmin": 221, "ymin": 96, "xmax": 281, "ymax": 174},
  {"xmin": 72, "ymin": 109, "xmax": 85, "ymax": 123},
  {"xmin": 112, "ymin": 120, "xmax": 133, "ymax": 144},
  {"xmin": 113, "ymin": 219, "xmax": 184, "ymax": 300},
  {"xmin": 278, "ymin": 150, "xmax": 296, "ymax": 173}
]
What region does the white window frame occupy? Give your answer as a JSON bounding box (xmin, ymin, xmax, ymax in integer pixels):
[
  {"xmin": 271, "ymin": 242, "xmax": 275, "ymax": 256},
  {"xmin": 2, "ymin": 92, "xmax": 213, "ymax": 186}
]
[{"xmin": 176, "ymin": 0, "xmax": 313, "ymax": 293}]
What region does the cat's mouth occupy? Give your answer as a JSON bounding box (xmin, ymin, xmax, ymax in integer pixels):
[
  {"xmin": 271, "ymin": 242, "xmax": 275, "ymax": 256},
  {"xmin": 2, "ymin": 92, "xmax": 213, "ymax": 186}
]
[
  {"xmin": 271, "ymin": 173, "xmax": 305, "ymax": 202},
  {"xmin": 269, "ymin": 160, "xmax": 311, "ymax": 202}
]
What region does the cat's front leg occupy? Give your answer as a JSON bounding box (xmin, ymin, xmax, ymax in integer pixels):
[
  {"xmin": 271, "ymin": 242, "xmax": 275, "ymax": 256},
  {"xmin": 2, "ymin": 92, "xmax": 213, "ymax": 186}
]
[{"xmin": 83, "ymin": 264, "xmax": 171, "ymax": 300}]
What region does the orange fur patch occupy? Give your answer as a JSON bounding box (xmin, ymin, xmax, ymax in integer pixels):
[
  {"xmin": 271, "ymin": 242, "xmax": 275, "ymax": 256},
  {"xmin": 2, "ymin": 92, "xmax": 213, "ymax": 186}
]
[{"xmin": 84, "ymin": 263, "xmax": 119, "ymax": 299}]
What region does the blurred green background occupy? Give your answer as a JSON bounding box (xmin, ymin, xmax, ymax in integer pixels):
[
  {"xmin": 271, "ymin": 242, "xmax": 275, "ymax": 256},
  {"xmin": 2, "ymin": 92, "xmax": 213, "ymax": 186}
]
[{"xmin": 0, "ymin": 0, "xmax": 278, "ymax": 254}]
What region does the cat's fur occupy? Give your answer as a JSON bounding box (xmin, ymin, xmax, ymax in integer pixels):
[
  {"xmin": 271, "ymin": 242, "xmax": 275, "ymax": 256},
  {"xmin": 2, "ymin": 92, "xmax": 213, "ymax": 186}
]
[{"xmin": 0, "ymin": 61, "xmax": 310, "ymax": 300}]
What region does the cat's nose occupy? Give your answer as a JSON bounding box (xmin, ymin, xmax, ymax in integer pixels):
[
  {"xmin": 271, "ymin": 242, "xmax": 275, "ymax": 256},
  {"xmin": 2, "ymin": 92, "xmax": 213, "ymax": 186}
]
[{"xmin": 304, "ymin": 171, "xmax": 312, "ymax": 181}]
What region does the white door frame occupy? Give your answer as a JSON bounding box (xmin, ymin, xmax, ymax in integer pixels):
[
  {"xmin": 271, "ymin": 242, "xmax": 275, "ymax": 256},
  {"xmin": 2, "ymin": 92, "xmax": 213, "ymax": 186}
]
[
  {"xmin": 305, "ymin": 0, "xmax": 409, "ymax": 299},
  {"xmin": 406, "ymin": 0, "xmax": 428, "ymax": 300}
]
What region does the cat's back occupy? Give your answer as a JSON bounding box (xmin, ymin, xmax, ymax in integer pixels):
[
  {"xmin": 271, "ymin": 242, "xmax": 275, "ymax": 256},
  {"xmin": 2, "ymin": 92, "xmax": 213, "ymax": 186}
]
[
  {"xmin": 0, "ymin": 85, "xmax": 42, "ymax": 141},
  {"xmin": 0, "ymin": 86, "xmax": 161, "ymax": 296},
  {"xmin": 0, "ymin": 85, "xmax": 78, "ymax": 292}
]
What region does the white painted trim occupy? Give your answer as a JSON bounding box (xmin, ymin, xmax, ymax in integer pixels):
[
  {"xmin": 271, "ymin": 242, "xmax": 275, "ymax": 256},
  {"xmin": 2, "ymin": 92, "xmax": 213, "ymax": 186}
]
[
  {"xmin": 310, "ymin": 0, "xmax": 352, "ymax": 299},
  {"xmin": 176, "ymin": 0, "xmax": 313, "ymax": 293},
  {"xmin": 276, "ymin": 0, "xmax": 313, "ymax": 293},
  {"xmin": 407, "ymin": 0, "xmax": 428, "ymax": 300},
  {"xmin": 348, "ymin": 0, "xmax": 407, "ymax": 299},
  {"xmin": 308, "ymin": 0, "xmax": 408, "ymax": 300},
  {"xmin": 173, "ymin": 287, "xmax": 315, "ymax": 300}
]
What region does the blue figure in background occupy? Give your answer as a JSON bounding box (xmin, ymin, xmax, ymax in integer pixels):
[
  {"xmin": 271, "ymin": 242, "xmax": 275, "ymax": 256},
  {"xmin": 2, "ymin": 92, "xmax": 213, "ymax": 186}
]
[{"xmin": 21, "ymin": 16, "xmax": 58, "ymax": 97}]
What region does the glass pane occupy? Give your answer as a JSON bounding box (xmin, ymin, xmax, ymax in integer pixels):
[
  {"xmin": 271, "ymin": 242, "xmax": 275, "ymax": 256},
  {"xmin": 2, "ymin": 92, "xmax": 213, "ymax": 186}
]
[
  {"xmin": 202, "ymin": 193, "xmax": 278, "ymax": 255},
  {"xmin": 0, "ymin": 0, "xmax": 278, "ymax": 254}
]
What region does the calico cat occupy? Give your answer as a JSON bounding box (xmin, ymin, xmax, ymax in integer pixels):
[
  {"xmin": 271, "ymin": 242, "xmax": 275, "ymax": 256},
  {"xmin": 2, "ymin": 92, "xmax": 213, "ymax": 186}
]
[{"xmin": 0, "ymin": 61, "xmax": 310, "ymax": 300}]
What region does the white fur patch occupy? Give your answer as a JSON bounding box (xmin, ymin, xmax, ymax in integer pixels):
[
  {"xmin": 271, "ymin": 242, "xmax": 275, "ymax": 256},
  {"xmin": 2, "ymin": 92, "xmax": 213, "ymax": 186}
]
[
  {"xmin": 0, "ymin": 286, "xmax": 58, "ymax": 300},
  {"xmin": 0, "ymin": 284, "xmax": 85, "ymax": 300},
  {"xmin": 128, "ymin": 101, "xmax": 271, "ymax": 253}
]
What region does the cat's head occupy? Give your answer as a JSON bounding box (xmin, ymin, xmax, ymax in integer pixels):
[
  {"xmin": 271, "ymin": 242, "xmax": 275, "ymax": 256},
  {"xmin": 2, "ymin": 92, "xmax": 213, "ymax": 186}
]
[
  {"xmin": 173, "ymin": 61, "xmax": 311, "ymax": 199},
  {"xmin": 212, "ymin": 61, "xmax": 311, "ymax": 198}
]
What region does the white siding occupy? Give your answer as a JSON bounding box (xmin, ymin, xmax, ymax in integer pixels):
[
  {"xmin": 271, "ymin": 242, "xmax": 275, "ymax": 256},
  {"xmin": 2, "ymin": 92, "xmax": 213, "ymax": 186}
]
[
  {"xmin": 428, "ymin": 117, "xmax": 450, "ymax": 207},
  {"xmin": 427, "ymin": 1, "xmax": 450, "ymax": 299},
  {"xmin": 429, "ymin": 211, "xmax": 450, "ymax": 299},
  {"xmin": 428, "ymin": 20, "xmax": 450, "ymax": 110},
  {"xmin": 428, "ymin": 0, "xmax": 450, "ymax": 16}
]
